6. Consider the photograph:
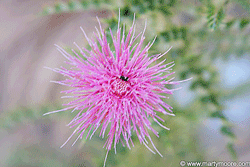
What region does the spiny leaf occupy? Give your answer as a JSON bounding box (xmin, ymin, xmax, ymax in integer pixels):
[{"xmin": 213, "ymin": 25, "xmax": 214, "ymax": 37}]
[
  {"xmin": 210, "ymin": 111, "xmax": 226, "ymax": 120},
  {"xmin": 92, "ymin": 0, "xmax": 102, "ymax": 6},
  {"xmin": 172, "ymin": 28, "xmax": 179, "ymax": 39},
  {"xmin": 227, "ymin": 143, "xmax": 237, "ymax": 160},
  {"xmin": 220, "ymin": 126, "xmax": 235, "ymax": 138},
  {"xmin": 54, "ymin": 2, "xmax": 69, "ymax": 13},
  {"xmin": 199, "ymin": 79, "xmax": 210, "ymax": 88},
  {"xmin": 201, "ymin": 93, "xmax": 219, "ymax": 106},
  {"xmin": 208, "ymin": 7, "xmax": 225, "ymax": 30},
  {"xmin": 190, "ymin": 67, "xmax": 203, "ymax": 75},
  {"xmin": 158, "ymin": 6, "xmax": 172, "ymax": 16},
  {"xmin": 145, "ymin": 0, "xmax": 156, "ymax": 10},
  {"xmin": 160, "ymin": 27, "xmax": 188, "ymax": 42},
  {"xmin": 207, "ymin": 2, "xmax": 215, "ymax": 19},
  {"xmin": 240, "ymin": 19, "xmax": 250, "ymax": 29},
  {"xmin": 180, "ymin": 71, "xmax": 190, "ymax": 79},
  {"xmin": 68, "ymin": 0, "xmax": 83, "ymax": 11},
  {"xmin": 127, "ymin": 0, "xmax": 147, "ymax": 14},
  {"xmin": 41, "ymin": 0, "xmax": 91, "ymax": 15},
  {"xmin": 161, "ymin": 31, "xmax": 171, "ymax": 42},
  {"xmin": 167, "ymin": 0, "xmax": 176, "ymax": 7},
  {"xmin": 80, "ymin": 0, "xmax": 91, "ymax": 8},
  {"xmin": 225, "ymin": 19, "xmax": 236, "ymax": 29},
  {"xmin": 180, "ymin": 27, "xmax": 187, "ymax": 40},
  {"xmin": 224, "ymin": 18, "xmax": 249, "ymax": 30},
  {"xmin": 206, "ymin": 0, "xmax": 226, "ymax": 30},
  {"xmin": 217, "ymin": 7, "xmax": 225, "ymax": 23},
  {"xmin": 190, "ymin": 80, "xmax": 199, "ymax": 90},
  {"xmin": 105, "ymin": 17, "xmax": 118, "ymax": 30}
]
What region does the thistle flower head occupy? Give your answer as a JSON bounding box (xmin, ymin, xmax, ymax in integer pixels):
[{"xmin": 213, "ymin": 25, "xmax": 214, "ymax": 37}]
[{"xmin": 44, "ymin": 13, "xmax": 187, "ymax": 166}]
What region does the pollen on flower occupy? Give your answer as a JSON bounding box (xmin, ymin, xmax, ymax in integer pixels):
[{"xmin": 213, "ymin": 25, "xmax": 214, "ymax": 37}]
[{"xmin": 110, "ymin": 77, "xmax": 131, "ymax": 98}]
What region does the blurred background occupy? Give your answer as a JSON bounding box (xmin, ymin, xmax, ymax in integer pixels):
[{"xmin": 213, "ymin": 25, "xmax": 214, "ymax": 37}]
[{"xmin": 0, "ymin": 0, "xmax": 250, "ymax": 166}]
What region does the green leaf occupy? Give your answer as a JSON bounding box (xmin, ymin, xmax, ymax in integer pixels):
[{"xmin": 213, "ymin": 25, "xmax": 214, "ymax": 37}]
[
  {"xmin": 207, "ymin": 3, "xmax": 215, "ymax": 19},
  {"xmin": 105, "ymin": 18, "xmax": 118, "ymax": 30},
  {"xmin": 217, "ymin": 7, "xmax": 225, "ymax": 23},
  {"xmin": 130, "ymin": 0, "xmax": 147, "ymax": 14},
  {"xmin": 200, "ymin": 94, "xmax": 218, "ymax": 105},
  {"xmin": 68, "ymin": 0, "xmax": 83, "ymax": 11},
  {"xmin": 190, "ymin": 80, "xmax": 199, "ymax": 90},
  {"xmin": 206, "ymin": 2, "xmax": 225, "ymax": 30},
  {"xmin": 145, "ymin": 0, "xmax": 155, "ymax": 10},
  {"xmin": 41, "ymin": 0, "xmax": 93, "ymax": 15},
  {"xmin": 161, "ymin": 31, "xmax": 171, "ymax": 42},
  {"xmin": 190, "ymin": 67, "xmax": 203, "ymax": 75},
  {"xmin": 220, "ymin": 126, "xmax": 235, "ymax": 138},
  {"xmin": 226, "ymin": 19, "xmax": 236, "ymax": 29},
  {"xmin": 10, "ymin": 111, "xmax": 22, "ymax": 123},
  {"xmin": 227, "ymin": 143, "xmax": 237, "ymax": 160},
  {"xmin": 180, "ymin": 27, "xmax": 187, "ymax": 40},
  {"xmin": 180, "ymin": 71, "xmax": 190, "ymax": 79},
  {"xmin": 159, "ymin": 0, "xmax": 165, "ymax": 5},
  {"xmin": 199, "ymin": 80, "xmax": 210, "ymax": 88},
  {"xmin": 158, "ymin": 6, "xmax": 172, "ymax": 16},
  {"xmin": 131, "ymin": 0, "xmax": 143, "ymax": 6},
  {"xmin": 240, "ymin": 19, "xmax": 250, "ymax": 29},
  {"xmin": 80, "ymin": 0, "xmax": 90, "ymax": 8},
  {"xmin": 160, "ymin": 27, "xmax": 188, "ymax": 42},
  {"xmin": 93, "ymin": 0, "xmax": 101, "ymax": 6},
  {"xmin": 54, "ymin": 2, "xmax": 69, "ymax": 13},
  {"xmin": 172, "ymin": 28, "xmax": 179, "ymax": 40},
  {"xmin": 167, "ymin": 0, "xmax": 176, "ymax": 7},
  {"xmin": 210, "ymin": 111, "xmax": 226, "ymax": 120}
]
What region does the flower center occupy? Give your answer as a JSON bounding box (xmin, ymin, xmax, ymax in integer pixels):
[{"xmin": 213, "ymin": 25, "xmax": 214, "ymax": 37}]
[{"xmin": 111, "ymin": 77, "xmax": 130, "ymax": 97}]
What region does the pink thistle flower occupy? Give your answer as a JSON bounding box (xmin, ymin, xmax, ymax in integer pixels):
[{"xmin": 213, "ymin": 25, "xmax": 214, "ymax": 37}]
[{"xmin": 44, "ymin": 13, "xmax": 189, "ymax": 166}]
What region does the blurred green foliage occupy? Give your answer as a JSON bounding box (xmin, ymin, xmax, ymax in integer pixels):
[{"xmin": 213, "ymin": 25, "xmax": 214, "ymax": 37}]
[{"xmin": 2, "ymin": 0, "xmax": 250, "ymax": 166}]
